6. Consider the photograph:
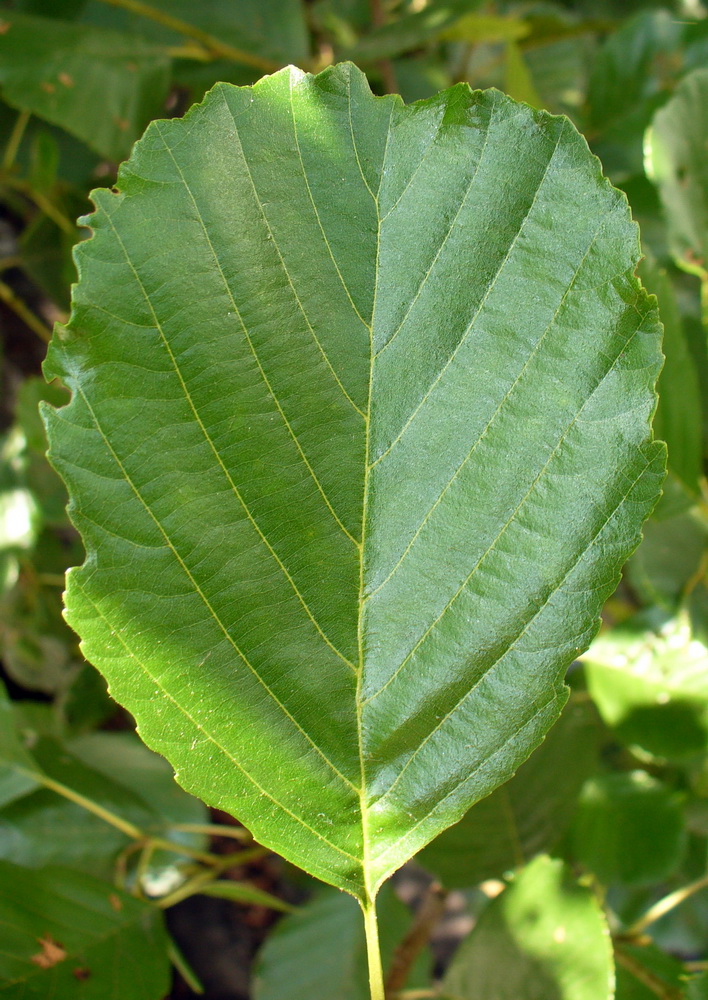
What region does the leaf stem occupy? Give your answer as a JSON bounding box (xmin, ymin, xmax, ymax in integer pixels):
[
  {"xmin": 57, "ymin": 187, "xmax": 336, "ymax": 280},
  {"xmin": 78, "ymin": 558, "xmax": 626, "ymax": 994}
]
[
  {"xmin": 168, "ymin": 821, "xmax": 252, "ymax": 842},
  {"xmin": 95, "ymin": 0, "xmax": 284, "ymax": 72},
  {"xmin": 363, "ymin": 896, "xmax": 386, "ymax": 1000},
  {"xmin": 2, "ymin": 110, "xmax": 30, "ymax": 172},
  {"xmin": 626, "ymin": 872, "xmax": 708, "ymax": 937},
  {"xmin": 0, "ymin": 280, "xmax": 53, "ymax": 343}
]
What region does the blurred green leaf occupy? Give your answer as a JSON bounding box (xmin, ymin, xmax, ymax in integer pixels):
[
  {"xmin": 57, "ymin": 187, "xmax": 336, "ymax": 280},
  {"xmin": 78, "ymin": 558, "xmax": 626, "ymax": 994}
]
[
  {"xmin": 615, "ymin": 942, "xmax": 686, "ymax": 1000},
  {"xmin": 0, "ymin": 11, "xmax": 171, "ymax": 161},
  {"xmin": 504, "ymin": 40, "xmax": 542, "ymax": 108},
  {"xmin": 253, "ymin": 883, "xmax": 429, "ymax": 1000},
  {"xmin": 0, "ymin": 679, "xmax": 40, "ymax": 808},
  {"xmin": 0, "ymin": 861, "xmax": 170, "ymax": 999},
  {"xmin": 418, "ymin": 696, "xmax": 600, "ymax": 888},
  {"xmin": 570, "ymin": 771, "xmax": 686, "ymax": 886},
  {"xmin": 583, "ymin": 611, "xmax": 708, "ymax": 761},
  {"xmin": 639, "ymin": 255, "xmax": 702, "ymax": 494},
  {"xmin": 586, "ymin": 10, "xmax": 682, "ymax": 181},
  {"xmin": 647, "ymin": 67, "xmax": 708, "ymax": 279},
  {"xmin": 441, "ymin": 855, "xmax": 613, "ymax": 1000},
  {"xmin": 346, "ymin": 0, "xmax": 484, "ymax": 61}
]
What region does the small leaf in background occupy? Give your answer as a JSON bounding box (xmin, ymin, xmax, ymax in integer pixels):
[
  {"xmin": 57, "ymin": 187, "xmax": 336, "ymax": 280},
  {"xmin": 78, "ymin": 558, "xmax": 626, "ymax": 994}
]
[
  {"xmin": 253, "ymin": 884, "xmax": 429, "ymax": 1000},
  {"xmin": 614, "ymin": 942, "xmax": 686, "ymax": 1000},
  {"xmin": 0, "ymin": 679, "xmax": 40, "ymax": 808},
  {"xmin": 346, "ymin": 0, "xmax": 485, "ymax": 61},
  {"xmin": 0, "ymin": 862, "xmax": 170, "ymax": 999},
  {"xmin": 583, "ymin": 612, "xmax": 708, "ymax": 762},
  {"xmin": 586, "ymin": 10, "xmax": 683, "ymax": 182},
  {"xmin": 646, "ymin": 67, "xmax": 708, "ymax": 279},
  {"xmin": 417, "ymin": 696, "xmax": 600, "ymax": 888},
  {"xmin": 43, "ymin": 61, "xmax": 664, "ymax": 900},
  {"xmin": 504, "ymin": 40, "xmax": 542, "ymax": 108},
  {"xmin": 0, "ymin": 12, "xmax": 171, "ymax": 161},
  {"xmin": 626, "ymin": 478, "xmax": 708, "ymax": 612},
  {"xmin": 441, "ymin": 855, "xmax": 613, "ymax": 1000},
  {"xmin": 688, "ymin": 972, "xmax": 708, "ymax": 999},
  {"xmin": 639, "ymin": 255, "xmax": 703, "ymax": 495},
  {"xmin": 570, "ymin": 771, "xmax": 686, "ymax": 886}
]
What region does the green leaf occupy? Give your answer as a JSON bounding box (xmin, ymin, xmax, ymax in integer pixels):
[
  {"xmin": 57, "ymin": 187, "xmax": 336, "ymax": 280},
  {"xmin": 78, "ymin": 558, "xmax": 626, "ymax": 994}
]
[
  {"xmin": 688, "ymin": 972, "xmax": 708, "ymax": 999},
  {"xmin": 638, "ymin": 255, "xmax": 702, "ymax": 494},
  {"xmin": 441, "ymin": 855, "xmax": 613, "ymax": 1000},
  {"xmin": 78, "ymin": 0, "xmax": 310, "ymax": 66},
  {"xmin": 0, "ymin": 680, "xmax": 40, "ymax": 808},
  {"xmin": 346, "ymin": 0, "xmax": 484, "ymax": 61},
  {"xmin": 583, "ymin": 611, "xmax": 708, "ymax": 761},
  {"xmin": 253, "ymin": 884, "xmax": 428, "ymax": 1000},
  {"xmin": 625, "ymin": 488, "xmax": 708, "ymax": 612},
  {"xmin": 418, "ymin": 696, "xmax": 600, "ymax": 887},
  {"xmin": 615, "ymin": 942, "xmax": 686, "ymax": 1000},
  {"xmin": 646, "ymin": 68, "xmax": 708, "ymax": 278},
  {"xmin": 0, "ymin": 862, "xmax": 170, "ymax": 998},
  {"xmin": 43, "ymin": 63, "xmax": 664, "ymax": 902},
  {"xmin": 586, "ymin": 10, "xmax": 683, "ymax": 181},
  {"xmin": 0, "ymin": 11, "xmax": 171, "ymax": 161},
  {"xmin": 196, "ymin": 879, "xmax": 294, "ymax": 911},
  {"xmin": 570, "ymin": 771, "xmax": 686, "ymax": 886}
]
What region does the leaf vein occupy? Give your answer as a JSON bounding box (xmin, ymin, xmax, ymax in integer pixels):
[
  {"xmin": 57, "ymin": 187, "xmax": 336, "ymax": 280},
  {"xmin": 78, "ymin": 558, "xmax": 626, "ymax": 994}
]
[
  {"xmin": 155, "ymin": 119, "xmax": 361, "ymax": 550},
  {"xmin": 72, "ymin": 577, "xmax": 364, "ymax": 882},
  {"xmin": 365, "ymin": 310, "xmax": 643, "ymax": 704}
]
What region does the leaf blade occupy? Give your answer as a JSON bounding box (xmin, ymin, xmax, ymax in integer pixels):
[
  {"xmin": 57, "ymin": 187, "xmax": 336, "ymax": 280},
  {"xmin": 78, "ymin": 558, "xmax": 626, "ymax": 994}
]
[{"xmin": 44, "ymin": 63, "xmax": 664, "ymax": 899}]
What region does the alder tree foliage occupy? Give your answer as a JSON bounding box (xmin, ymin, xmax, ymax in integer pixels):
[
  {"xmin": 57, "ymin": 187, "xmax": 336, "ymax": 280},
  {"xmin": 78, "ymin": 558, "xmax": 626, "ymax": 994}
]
[{"xmin": 0, "ymin": 3, "xmax": 707, "ymax": 1000}]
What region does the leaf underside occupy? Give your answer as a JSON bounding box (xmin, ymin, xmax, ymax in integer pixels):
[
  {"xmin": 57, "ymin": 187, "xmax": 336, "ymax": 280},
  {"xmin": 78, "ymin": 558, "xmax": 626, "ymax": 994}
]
[{"xmin": 43, "ymin": 63, "xmax": 664, "ymax": 901}]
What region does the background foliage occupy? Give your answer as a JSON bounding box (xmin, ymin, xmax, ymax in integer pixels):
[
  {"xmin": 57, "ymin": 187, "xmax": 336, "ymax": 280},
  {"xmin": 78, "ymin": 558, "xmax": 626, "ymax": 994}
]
[{"xmin": 0, "ymin": 1, "xmax": 707, "ymax": 998}]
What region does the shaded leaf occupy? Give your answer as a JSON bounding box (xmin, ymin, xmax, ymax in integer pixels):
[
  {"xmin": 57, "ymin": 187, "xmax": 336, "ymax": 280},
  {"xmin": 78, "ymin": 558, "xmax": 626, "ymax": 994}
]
[
  {"xmin": 570, "ymin": 771, "xmax": 686, "ymax": 886},
  {"xmin": 253, "ymin": 884, "xmax": 428, "ymax": 1000},
  {"xmin": 646, "ymin": 68, "xmax": 708, "ymax": 277},
  {"xmin": 43, "ymin": 63, "xmax": 664, "ymax": 900},
  {"xmin": 639, "ymin": 255, "xmax": 702, "ymax": 494},
  {"xmin": 441, "ymin": 855, "xmax": 613, "ymax": 1000},
  {"xmin": 0, "ymin": 11, "xmax": 171, "ymax": 161},
  {"xmin": 0, "ymin": 679, "xmax": 40, "ymax": 808},
  {"xmin": 615, "ymin": 942, "xmax": 686, "ymax": 1000},
  {"xmin": 0, "ymin": 862, "xmax": 170, "ymax": 998}
]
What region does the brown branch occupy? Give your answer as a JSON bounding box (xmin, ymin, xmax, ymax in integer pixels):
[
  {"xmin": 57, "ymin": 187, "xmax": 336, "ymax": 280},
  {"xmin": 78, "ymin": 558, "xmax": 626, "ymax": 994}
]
[{"xmin": 385, "ymin": 882, "xmax": 448, "ymax": 997}]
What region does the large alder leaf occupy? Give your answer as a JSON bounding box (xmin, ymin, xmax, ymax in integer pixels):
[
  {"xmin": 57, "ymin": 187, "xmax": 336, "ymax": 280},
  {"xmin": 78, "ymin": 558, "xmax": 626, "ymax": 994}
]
[{"xmin": 43, "ymin": 63, "xmax": 664, "ymax": 904}]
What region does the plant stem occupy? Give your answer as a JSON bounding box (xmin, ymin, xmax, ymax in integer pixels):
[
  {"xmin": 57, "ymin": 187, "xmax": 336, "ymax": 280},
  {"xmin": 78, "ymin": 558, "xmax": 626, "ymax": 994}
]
[
  {"xmin": 95, "ymin": 0, "xmax": 284, "ymax": 72},
  {"xmin": 386, "ymin": 882, "xmax": 448, "ymax": 995},
  {"xmin": 2, "ymin": 110, "xmax": 30, "ymax": 171},
  {"xmin": 169, "ymin": 821, "xmax": 252, "ymax": 842},
  {"xmin": 627, "ymin": 872, "xmax": 708, "ymax": 937},
  {"xmin": 0, "ymin": 280, "xmax": 53, "ymax": 343},
  {"xmin": 363, "ymin": 896, "xmax": 386, "ymax": 1000}
]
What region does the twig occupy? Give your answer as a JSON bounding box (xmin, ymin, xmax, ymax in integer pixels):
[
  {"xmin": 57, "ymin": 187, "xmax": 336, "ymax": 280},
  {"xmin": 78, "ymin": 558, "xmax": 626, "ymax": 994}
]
[
  {"xmin": 626, "ymin": 872, "xmax": 708, "ymax": 937},
  {"xmin": 0, "ymin": 280, "xmax": 52, "ymax": 343},
  {"xmin": 2, "ymin": 110, "xmax": 30, "ymax": 172},
  {"xmin": 385, "ymin": 882, "xmax": 448, "ymax": 996},
  {"xmin": 96, "ymin": 0, "xmax": 284, "ymax": 72}
]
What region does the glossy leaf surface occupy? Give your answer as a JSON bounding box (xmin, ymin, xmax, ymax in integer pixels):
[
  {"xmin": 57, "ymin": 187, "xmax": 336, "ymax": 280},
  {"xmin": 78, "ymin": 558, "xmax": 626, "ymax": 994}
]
[{"xmin": 44, "ymin": 63, "xmax": 664, "ymax": 901}]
